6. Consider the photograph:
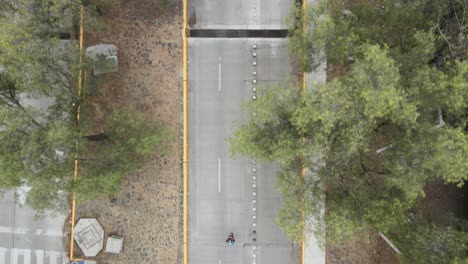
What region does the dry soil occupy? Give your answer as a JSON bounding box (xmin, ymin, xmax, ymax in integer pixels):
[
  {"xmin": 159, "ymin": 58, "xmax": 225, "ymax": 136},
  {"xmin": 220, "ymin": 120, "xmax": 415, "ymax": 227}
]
[{"xmin": 73, "ymin": 1, "xmax": 183, "ymax": 263}]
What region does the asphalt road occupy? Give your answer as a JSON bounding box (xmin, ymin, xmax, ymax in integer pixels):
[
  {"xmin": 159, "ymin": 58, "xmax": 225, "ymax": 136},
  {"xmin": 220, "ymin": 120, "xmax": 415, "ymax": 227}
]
[
  {"xmin": 188, "ymin": 0, "xmax": 293, "ymax": 30},
  {"xmin": 188, "ymin": 38, "xmax": 298, "ymax": 264},
  {"xmin": 0, "ymin": 190, "xmax": 67, "ymax": 264}
]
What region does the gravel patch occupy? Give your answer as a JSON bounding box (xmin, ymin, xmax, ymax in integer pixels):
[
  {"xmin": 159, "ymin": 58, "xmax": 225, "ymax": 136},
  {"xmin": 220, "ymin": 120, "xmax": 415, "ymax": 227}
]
[{"xmin": 70, "ymin": 1, "xmax": 183, "ymax": 263}]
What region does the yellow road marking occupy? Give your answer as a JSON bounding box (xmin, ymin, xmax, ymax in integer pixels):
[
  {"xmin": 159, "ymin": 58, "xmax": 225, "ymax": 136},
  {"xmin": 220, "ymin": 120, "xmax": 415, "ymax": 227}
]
[
  {"xmin": 69, "ymin": 159, "xmax": 78, "ymax": 260},
  {"xmin": 183, "ymin": 0, "xmax": 189, "ymax": 262},
  {"xmin": 69, "ymin": 4, "xmax": 84, "ymax": 261}
]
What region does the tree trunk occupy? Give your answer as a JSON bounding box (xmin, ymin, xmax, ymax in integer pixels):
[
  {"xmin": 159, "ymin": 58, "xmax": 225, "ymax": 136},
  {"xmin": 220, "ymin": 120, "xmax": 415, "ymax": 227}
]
[{"xmin": 85, "ymin": 132, "xmax": 109, "ymax": 141}]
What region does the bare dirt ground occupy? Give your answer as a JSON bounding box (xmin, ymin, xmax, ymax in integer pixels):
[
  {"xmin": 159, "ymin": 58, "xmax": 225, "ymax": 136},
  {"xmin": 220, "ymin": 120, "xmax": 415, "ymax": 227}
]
[
  {"xmin": 325, "ymin": 181, "xmax": 467, "ymax": 264},
  {"xmin": 420, "ymin": 181, "xmax": 467, "ymax": 224},
  {"xmin": 326, "ymin": 230, "xmax": 400, "ymax": 264},
  {"xmin": 72, "ymin": 1, "xmax": 183, "ymax": 263}
]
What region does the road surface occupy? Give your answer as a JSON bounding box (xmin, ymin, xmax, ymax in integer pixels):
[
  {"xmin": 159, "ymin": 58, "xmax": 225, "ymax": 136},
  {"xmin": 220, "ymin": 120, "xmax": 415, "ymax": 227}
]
[
  {"xmin": 0, "ymin": 190, "xmax": 67, "ymax": 264},
  {"xmin": 188, "ymin": 38, "xmax": 299, "ymax": 264},
  {"xmin": 188, "ymin": 0, "xmax": 293, "ymax": 30}
]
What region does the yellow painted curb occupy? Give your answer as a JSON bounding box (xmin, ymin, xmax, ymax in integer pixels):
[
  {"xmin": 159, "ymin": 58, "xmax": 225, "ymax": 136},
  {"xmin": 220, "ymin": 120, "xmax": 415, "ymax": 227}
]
[
  {"xmin": 69, "ymin": 4, "xmax": 84, "ymax": 261},
  {"xmin": 182, "ymin": 0, "xmax": 189, "ymax": 263}
]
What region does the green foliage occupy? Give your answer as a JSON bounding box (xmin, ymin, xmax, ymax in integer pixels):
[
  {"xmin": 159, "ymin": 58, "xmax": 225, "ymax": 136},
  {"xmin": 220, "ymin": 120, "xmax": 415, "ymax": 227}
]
[
  {"xmin": 222, "ymin": 0, "xmax": 468, "ymax": 260},
  {"xmin": 0, "ymin": 1, "xmax": 82, "ymax": 212},
  {"xmin": 387, "ymin": 128, "xmax": 468, "ymax": 187},
  {"xmin": 231, "ymin": 45, "xmax": 422, "ymax": 243},
  {"xmin": 76, "ymin": 106, "xmax": 173, "ymax": 202},
  {"xmin": 275, "ymin": 168, "xmax": 305, "ymax": 242},
  {"xmin": 0, "ymin": 2, "xmax": 172, "ymax": 212},
  {"xmin": 230, "ymin": 40, "xmax": 467, "ymax": 247},
  {"xmin": 0, "ymin": 1, "xmax": 81, "ymax": 118},
  {"xmin": 406, "ymin": 60, "xmax": 468, "ymax": 122},
  {"xmin": 0, "ymin": 104, "xmax": 79, "ymax": 213},
  {"xmin": 80, "ymin": 0, "xmax": 124, "ymax": 32},
  {"xmin": 287, "ymin": 1, "xmax": 358, "ymax": 71},
  {"xmin": 313, "ymin": 44, "xmax": 417, "ymax": 158},
  {"xmin": 393, "ymin": 218, "xmax": 468, "ymax": 264},
  {"xmin": 75, "ymin": 170, "xmax": 122, "ymax": 201},
  {"xmin": 275, "ymin": 161, "xmax": 307, "ymax": 243},
  {"xmin": 290, "ymin": 0, "xmax": 467, "ymax": 72},
  {"xmin": 266, "ymin": 0, "xmax": 468, "ymax": 248},
  {"xmin": 230, "ymin": 82, "xmax": 309, "ymax": 164}
]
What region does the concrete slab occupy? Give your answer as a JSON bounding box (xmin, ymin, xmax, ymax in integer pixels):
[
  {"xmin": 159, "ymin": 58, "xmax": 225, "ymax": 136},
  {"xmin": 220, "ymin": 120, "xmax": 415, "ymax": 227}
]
[
  {"xmin": 85, "ymin": 44, "xmax": 118, "ymax": 75},
  {"xmin": 70, "ymin": 260, "xmax": 97, "ymax": 264},
  {"xmin": 105, "ymin": 236, "xmax": 123, "ymax": 254},
  {"xmin": 73, "ymin": 218, "xmax": 104, "ymax": 257}
]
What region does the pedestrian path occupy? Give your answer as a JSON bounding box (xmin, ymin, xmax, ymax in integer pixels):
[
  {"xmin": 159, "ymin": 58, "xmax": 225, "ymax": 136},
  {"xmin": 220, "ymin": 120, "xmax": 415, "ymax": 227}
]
[
  {"xmin": 0, "ymin": 247, "xmax": 67, "ymax": 264},
  {"xmin": 303, "ymin": 0, "xmax": 327, "ymax": 262},
  {"xmin": 303, "ymin": 52, "xmax": 326, "ymax": 264}
]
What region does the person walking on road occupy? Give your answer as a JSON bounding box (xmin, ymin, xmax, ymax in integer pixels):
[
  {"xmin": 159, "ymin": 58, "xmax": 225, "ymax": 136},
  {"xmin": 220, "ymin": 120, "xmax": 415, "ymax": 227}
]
[{"xmin": 226, "ymin": 232, "xmax": 235, "ymax": 246}]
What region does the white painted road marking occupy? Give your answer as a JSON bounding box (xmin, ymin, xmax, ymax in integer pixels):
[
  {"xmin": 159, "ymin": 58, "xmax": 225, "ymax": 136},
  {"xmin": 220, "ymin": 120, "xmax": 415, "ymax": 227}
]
[
  {"xmin": 23, "ymin": 249, "xmax": 31, "ymax": 264},
  {"xmin": 45, "ymin": 250, "xmax": 65, "ymax": 264},
  {"xmin": 0, "ymin": 247, "xmax": 6, "ymax": 264},
  {"xmin": 218, "ymin": 57, "xmax": 222, "ymax": 91},
  {"xmin": 218, "ymin": 157, "xmax": 221, "ymax": 192},
  {"xmin": 35, "ymin": 250, "xmax": 44, "ymax": 264},
  {"xmin": 10, "ymin": 248, "xmax": 16, "ymax": 264},
  {"xmin": 0, "ymin": 247, "xmax": 67, "ymax": 264},
  {"xmin": 0, "ymin": 226, "xmax": 65, "ymax": 237}
]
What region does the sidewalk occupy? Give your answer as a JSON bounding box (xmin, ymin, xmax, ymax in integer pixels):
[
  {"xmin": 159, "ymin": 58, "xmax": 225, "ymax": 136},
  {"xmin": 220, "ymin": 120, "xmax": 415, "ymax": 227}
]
[
  {"xmin": 303, "ymin": 154, "xmax": 326, "ymax": 264},
  {"xmin": 303, "ymin": 0, "xmax": 327, "ymax": 261}
]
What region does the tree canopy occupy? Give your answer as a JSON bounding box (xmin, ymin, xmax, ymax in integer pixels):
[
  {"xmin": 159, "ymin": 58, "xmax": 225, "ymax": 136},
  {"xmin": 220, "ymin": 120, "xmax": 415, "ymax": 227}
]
[
  {"xmin": 0, "ymin": 0, "xmax": 172, "ymax": 213},
  {"xmin": 76, "ymin": 105, "xmax": 173, "ymax": 202},
  {"xmin": 231, "ymin": 0, "xmax": 467, "ymax": 261}
]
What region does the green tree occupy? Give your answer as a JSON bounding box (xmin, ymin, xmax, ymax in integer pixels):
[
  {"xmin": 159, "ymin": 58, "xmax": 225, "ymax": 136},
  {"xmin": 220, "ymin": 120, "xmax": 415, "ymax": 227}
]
[
  {"xmin": 0, "ymin": 95, "xmax": 172, "ymax": 212},
  {"xmin": 76, "ymin": 105, "xmax": 173, "ymax": 201},
  {"xmin": 231, "ymin": 45, "xmax": 417, "ymax": 241},
  {"xmin": 0, "ymin": 0, "xmax": 168, "ymax": 213},
  {"xmin": 0, "ymin": 0, "xmax": 82, "ymax": 121},
  {"xmin": 289, "ymin": 0, "xmax": 467, "ymax": 72},
  {"xmin": 235, "ymin": 1, "xmax": 465, "ymax": 262},
  {"xmin": 386, "ymin": 128, "xmax": 468, "ymax": 189},
  {"xmin": 230, "ymin": 81, "xmax": 307, "ymax": 165},
  {"xmin": 232, "ymin": 44, "xmax": 419, "ymax": 166},
  {"xmin": 280, "ymin": 0, "xmax": 468, "ymax": 248},
  {"xmin": 392, "ymin": 217, "xmax": 468, "ymax": 264},
  {"xmin": 0, "ymin": 104, "xmax": 79, "ymax": 212},
  {"xmin": 230, "ymin": 42, "xmax": 468, "ymax": 246},
  {"xmin": 287, "ymin": 1, "xmax": 358, "ymax": 72}
]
